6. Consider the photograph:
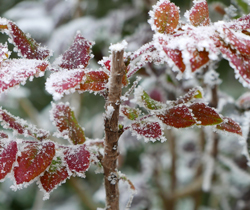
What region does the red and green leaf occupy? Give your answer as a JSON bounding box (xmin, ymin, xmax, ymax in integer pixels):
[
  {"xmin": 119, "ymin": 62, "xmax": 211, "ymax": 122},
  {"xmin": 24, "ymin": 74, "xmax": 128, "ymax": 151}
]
[
  {"xmin": 153, "ymin": 0, "xmax": 179, "ymax": 34},
  {"xmin": 121, "ymin": 106, "xmax": 140, "ymax": 120},
  {"xmin": 140, "ymin": 90, "xmax": 165, "ymax": 110},
  {"xmin": 188, "ymin": 0, "xmax": 210, "ymax": 27},
  {"xmin": 14, "ymin": 141, "xmax": 55, "ymax": 185},
  {"xmin": 0, "ymin": 141, "xmax": 17, "ymax": 180},
  {"xmin": 0, "ymin": 18, "xmax": 51, "ymax": 60},
  {"xmin": 64, "ymin": 144, "xmax": 91, "ymax": 173},
  {"xmin": 0, "ymin": 59, "xmax": 48, "ymax": 93},
  {"xmin": 0, "ymin": 108, "xmax": 50, "ymax": 141},
  {"xmin": 131, "ymin": 121, "xmax": 163, "ymax": 139},
  {"xmin": 189, "ymin": 103, "xmax": 223, "ymax": 126},
  {"xmin": 216, "ymin": 117, "xmax": 242, "ymax": 136},
  {"xmin": 51, "ymin": 102, "xmax": 85, "ymax": 145},
  {"xmin": 57, "ymin": 32, "xmax": 93, "ymax": 70},
  {"xmin": 77, "ymin": 70, "xmax": 109, "ymax": 92},
  {"xmin": 40, "ymin": 156, "xmax": 69, "ymax": 193},
  {"xmin": 157, "ymin": 105, "xmax": 196, "ymax": 128},
  {"xmin": 0, "ymin": 132, "xmax": 8, "ymax": 139}
]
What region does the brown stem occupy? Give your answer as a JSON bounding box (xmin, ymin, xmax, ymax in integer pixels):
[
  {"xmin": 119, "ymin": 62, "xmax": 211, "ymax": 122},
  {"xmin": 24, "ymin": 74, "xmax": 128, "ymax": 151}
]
[{"xmin": 102, "ymin": 49, "xmax": 126, "ymax": 210}]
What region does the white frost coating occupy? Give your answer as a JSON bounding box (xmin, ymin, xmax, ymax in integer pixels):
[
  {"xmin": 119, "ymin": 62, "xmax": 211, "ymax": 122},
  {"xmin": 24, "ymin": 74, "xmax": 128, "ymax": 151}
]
[
  {"xmin": 109, "ymin": 40, "xmax": 128, "ymax": 52},
  {"xmin": 204, "ymin": 69, "xmax": 222, "ymax": 87},
  {"xmin": 106, "ymin": 104, "xmax": 115, "ymax": 120}
]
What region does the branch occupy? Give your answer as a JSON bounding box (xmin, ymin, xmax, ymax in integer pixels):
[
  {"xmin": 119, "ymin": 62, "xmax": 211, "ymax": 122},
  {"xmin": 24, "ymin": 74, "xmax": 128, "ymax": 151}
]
[{"xmin": 102, "ymin": 44, "xmax": 126, "ymax": 210}]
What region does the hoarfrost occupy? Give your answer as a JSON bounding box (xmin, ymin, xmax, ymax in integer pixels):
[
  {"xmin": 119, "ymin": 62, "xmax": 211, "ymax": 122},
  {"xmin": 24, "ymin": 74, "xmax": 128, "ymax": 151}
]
[
  {"xmin": 106, "ymin": 105, "xmax": 115, "ymax": 120},
  {"xmin": 109, "ymin": 40, "xmax": 128, "ymax": 52}
]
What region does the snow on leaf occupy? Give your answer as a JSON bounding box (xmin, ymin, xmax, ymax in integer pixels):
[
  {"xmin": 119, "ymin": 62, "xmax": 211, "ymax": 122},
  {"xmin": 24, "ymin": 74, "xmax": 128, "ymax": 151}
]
[
  {"xmin": 40, "ymin": 156, "xmax": 69, "ymax": 193},
  {"xmin": 149, "ymin": 0, "xmax": 180, "ymax": 34},
  {"xmin": 121, "ymin": 106, "xmax": 140, "ymax": 120},
  {"xmin": 174, "ymin": 86, "xmax": 203, "ymax": 105},
  {"xmin": 189, "ymin": 102, "xmax": 223, "ymax": 126},
  {"xmin": 0, "ymin": 107, "xmax": 50, "ymax": 141},
  {"xmin": 0, "ymin": 59, "xmax": 48, "ymax": 94},
  {"xmin": 57, "ymin": 32, "xmax": 93, "ymax": 70},
  {"xmin": 45, "ymin": 69, "xmax": 85, "ymax": 100},
  {"xmin": 222, "ymin": 27, "xmax": 250, "ymax": 56},
  {"xmin": 0, "ymin": 140, "xmax": 17, "ymax": 180},
  {"xmin": 51, "ymin": 102, "xmax": 85, "ymax": 145},
  {"xmin": 1, "ymin": 19, "xmax": 51, "ymax": 60},
  {"xmin": 157, "ymin": 105, "xmax": 196, "ymax": 128},
  {"xmin": 189, "ymin": 49, "xmax": 210, "ymax": 72},
  {"xmin": 216, "ymin": 117, "xmax": 242, "ymax": 136},
  {"xmin": 14, "ymin": 141, "xmax": 55, "ymax": 185},
  {"xmin": 64, "ymin": 144, "xmax": 90, "ymax": 175},
  {"xmin": 131, "ymin": 121, "xmax": 164, "ymax": 141},
  {"xmin": 188, "ymin": 0, "xmax": 210, "ymax": 27},
  {"xmin": 219, "ymin": 43, "xmax": 250, "ymax": 87},
  {"xmin": 229, "ymin": 14, "xmax": 250, "ymax": 32},
  {"xmin": 77, "ymin": 70, "xmax": 109, "ymax": 92}
]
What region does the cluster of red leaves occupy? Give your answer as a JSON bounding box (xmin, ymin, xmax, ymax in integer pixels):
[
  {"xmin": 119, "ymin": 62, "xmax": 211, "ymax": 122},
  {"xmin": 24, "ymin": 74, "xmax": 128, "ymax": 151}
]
[
  {"xmin": 0, "ymin": 104, "xmax": 91, "ymax": 195},
  {"xmin": 123, "ymin": 87, "xmax": 242, "ymax": 141},
  {"xmin": 147, "ymin": 0, "xmax": 250, "ymax": 87}
]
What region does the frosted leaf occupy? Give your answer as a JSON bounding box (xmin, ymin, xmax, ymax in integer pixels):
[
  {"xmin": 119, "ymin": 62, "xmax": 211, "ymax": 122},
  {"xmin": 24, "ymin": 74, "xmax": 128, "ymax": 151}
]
[
  {"xmin": 50, "ymin": 102, "xmax": 86, "ymax": 145},
  {"xmin": 0, "ymin": 107, "xmax": 50, "ymax": 141},
  {"xmin": 216, "ymin": 117, "xmax": 242, "ymax": 136},
  {"xmin": 0, "ymin": 59, "xmax": 48, "ymax": 94},
  {"xmin": 45, "ymin": 69, "xmax": 85, "ymax": 100},
  {"xmin": 13, "ymin": 140, "xmax": 55, "ymax": 186},
  {"xmin": 120, "ymin": 106, "xmax": 141, "ymax": 120},
  {"xmin": 148, "ymin": 0, "xmax": 180, "ymax": 34},
  {"xmin": 0, "ymin": 43, "xmax": 10, "ymax": 64}
]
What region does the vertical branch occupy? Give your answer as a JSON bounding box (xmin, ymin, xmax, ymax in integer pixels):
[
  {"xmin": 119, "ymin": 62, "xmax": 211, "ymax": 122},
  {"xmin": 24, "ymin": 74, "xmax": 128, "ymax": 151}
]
[{"xmin": 102, "ymin": 46, "xmax": 126, "ymax": 210}]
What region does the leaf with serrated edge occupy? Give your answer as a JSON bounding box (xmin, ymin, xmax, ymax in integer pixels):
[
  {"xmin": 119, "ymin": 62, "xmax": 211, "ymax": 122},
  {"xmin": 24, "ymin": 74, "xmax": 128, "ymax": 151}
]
[
  {"xmin": 40, "ymin": 156, "xmax": 69, "ymax": 193},
  {"xmin": 189, "ymin": 103, "xmax": 223, "ymax": 126},
  {"xmin": 157, "ymin": 105, "xmax": 196, "ymax": 128},
  {"xmin": 0, "ymin": 107, "xmax": 50, "ymax": 141},
  {"xmin": 0, "ymin": 140, "xmax": 17, "ymax": 180},
  {"xmin": 152, "ymin": 0, "xmax": 179, "ymax": 34},
  {"xmin": 188, "ymin": 0, "xmax": 210, "ymax": 27},
  {"xmin": 51, "ymin": 102, "xmax": 85, "ymax": 145},
  {"xmin": 64, "ymin": 145, "xmax": 90, "ymax": 174},
  {"xmin": 57, "ymin": 32, "xmax": 93, "ymax": 70},
  {"xmin": 174, "ymin": 87, "xmax": 203, "ymax": 105},
  {"xmin": 216, "ymin": 117, "xmax": 242, "ymax": 136},
  {"xmin": 14, "ymin": 141, "xmax": 55, "ymax": 185},
  {"xmin": 3, "ymin": 19, "xmax": 51, "ymax": 60}
]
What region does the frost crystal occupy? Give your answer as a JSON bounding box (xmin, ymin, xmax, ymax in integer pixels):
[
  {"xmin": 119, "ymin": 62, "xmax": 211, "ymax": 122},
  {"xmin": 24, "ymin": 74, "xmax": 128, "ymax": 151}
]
[{"xmin": 109, "ymin": 40, "xmax": 128, "ymax": 52}]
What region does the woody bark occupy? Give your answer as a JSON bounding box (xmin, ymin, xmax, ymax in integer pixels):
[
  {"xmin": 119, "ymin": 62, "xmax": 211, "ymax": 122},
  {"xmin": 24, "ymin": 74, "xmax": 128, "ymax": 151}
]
[{"xmin": 102, "ymin": 48, "xmax": 125, "ymax": 210}]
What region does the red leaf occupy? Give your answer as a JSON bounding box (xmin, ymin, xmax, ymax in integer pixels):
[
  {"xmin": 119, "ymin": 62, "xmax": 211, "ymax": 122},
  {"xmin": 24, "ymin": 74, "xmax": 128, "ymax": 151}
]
[
  {"xmin": 157, "ymin": 105, "xmax": 196, "ymax": 128},
  {"xmin": 0, "ymin": 108, "xmax": 50, "ymax": 141},
  {"xmin": 189, "ymin": 49, "xmax": 210, "ymax": 72},
  {"xmin": 51, "ymin": 102, "xmax": 86, "ymax": 145},
  {"xmin": 7, "ymin": 21, "xmax": 51, "ymax": 60},
  {"xmin": 77, "ymin": 70, "xmax": 109, "ymax": 92},
  {"xmin": 229, "ymin": 14, "xmax": 250, "ymax": 32},
  {"xmin": 222, "ymin": 27, "xmax": 250, "ymax": 56},
  {"xmin": 64, "ymin": 145, "xmax": 90, "ymax": 173},
  {"xmin": 189, "ymin": 103, "xmax": 223, "ymax": 126},
  {"xmin": 174, "ymin": 87, "xmax": 203, "ymax": 105},
  {"xmin": 216, "ymin": 117, "xmax": 242, "ymax": 136},
  {"xmin": 40, "ymin": 156, "xmax": 69, "ymax": 193},
  {"xmin": 131, "ymin": 121, "xmax": 163, "ymax": 139},
  {"xmin": 58, "ymin": 33, "xmax": 93, "ymax": 70},
  {"xmin": 0, "ymin": 59, "xmax": 48, "ymax": 93},
  {"xmin": 40, "ymin": 166, "xmax": 68, "ymax": 193},
  {"xmin": 0, "ymin": 132, "xmax": 8, "ymax": 139},
  {"xmin": 0, "ymin": 141, "xmax": 17, "ymax": 180},
  {"xmin": 189, "ymin": 0, "xmax": 210, "ymax": 27},
  {"xmin": 219, "ymin": 43, "xmax": 250, "ymax": 86},
  {"xmin": 46, "ymin": 69, "xmax": 85, "ymax": 100},
  {"xmin": 14, "ymin": 141, "xmax": 55, "ymax": 185},
  {"xmin": 153, "ymin": 0, "xmax": 179, "ymax": 34}
]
